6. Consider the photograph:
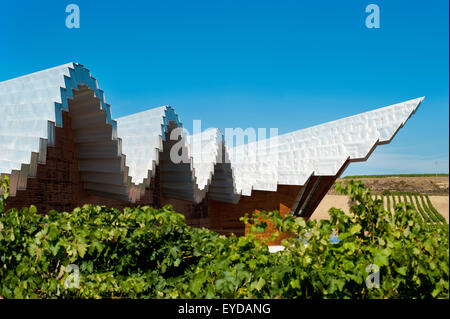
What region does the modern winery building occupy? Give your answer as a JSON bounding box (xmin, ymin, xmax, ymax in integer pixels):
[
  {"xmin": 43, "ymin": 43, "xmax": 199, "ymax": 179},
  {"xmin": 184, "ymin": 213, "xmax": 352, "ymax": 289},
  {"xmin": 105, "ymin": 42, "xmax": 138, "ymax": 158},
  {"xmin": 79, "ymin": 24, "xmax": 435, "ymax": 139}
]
[{"xmin": 0, "ymin": 63, "xmax": 424, "ymax": 237}]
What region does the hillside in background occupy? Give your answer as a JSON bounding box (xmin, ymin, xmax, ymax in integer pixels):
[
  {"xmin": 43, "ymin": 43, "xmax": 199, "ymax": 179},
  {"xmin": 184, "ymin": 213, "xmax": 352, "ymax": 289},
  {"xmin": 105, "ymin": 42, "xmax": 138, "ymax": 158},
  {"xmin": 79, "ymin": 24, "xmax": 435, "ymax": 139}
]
[
  {"xmin": 329, "ymin": 175, "xmax": 449, "ymax": 196},
  {"xmin": 313, "ymin": 175, "xmax": 449, "ymax": 223}
]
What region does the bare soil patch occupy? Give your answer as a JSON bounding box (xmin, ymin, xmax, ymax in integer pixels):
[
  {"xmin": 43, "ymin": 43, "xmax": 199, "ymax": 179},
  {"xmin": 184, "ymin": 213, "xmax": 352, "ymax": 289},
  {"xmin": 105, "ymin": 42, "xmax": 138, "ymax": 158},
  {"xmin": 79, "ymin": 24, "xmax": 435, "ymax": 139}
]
[
  {"xmin": 313, "ymin": 195, "xmax": 449, "ymax": 223},
  {"xmin": 328, "ymin": 176, "xmax": 449, "ymax": 195}
]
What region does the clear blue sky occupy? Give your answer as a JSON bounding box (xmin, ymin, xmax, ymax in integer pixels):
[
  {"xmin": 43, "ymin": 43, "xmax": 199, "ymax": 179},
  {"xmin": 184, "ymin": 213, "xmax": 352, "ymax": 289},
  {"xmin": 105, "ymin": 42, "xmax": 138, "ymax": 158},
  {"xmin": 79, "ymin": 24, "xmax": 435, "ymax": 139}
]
[{"xmin": 1, "ymin": 0, "xmax": 448, "ymax": 175}]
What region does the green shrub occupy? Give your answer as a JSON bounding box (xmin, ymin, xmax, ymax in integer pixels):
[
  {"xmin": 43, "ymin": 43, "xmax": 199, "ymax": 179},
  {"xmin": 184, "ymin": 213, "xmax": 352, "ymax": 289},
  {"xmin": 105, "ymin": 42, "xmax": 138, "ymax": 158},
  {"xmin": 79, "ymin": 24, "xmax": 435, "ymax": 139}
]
[
  {"xmin": 402, "ymin": 194, "xmax": 408, "ymax": 207},
  {"xmin": 386, "ymin": 194, "xmax": 392, "ymax": 214},
  {"xmin": 420, "ymin": 195, "xmax": 438, "ymax": 223},
  {"xmin": 425, "ymin": 195, "xmax": 446, "ymax": 224},
  {"xmin": 413, "ymin": 194, "xmax": 430, "ymax": 223},
  {"xmin": 0, "ymin": 175, "xmax": 9, "ymax": 212},
  {"xmin": 0, "ymin": 176, "xmax": 448, "ymax": 299},
  {"xmin": 392, "ymin": 194, "xmax": 397, "ymax": 210},
  {"xmin": 407, "ymin": 193, "xmax": 420, "ymax": 222}
]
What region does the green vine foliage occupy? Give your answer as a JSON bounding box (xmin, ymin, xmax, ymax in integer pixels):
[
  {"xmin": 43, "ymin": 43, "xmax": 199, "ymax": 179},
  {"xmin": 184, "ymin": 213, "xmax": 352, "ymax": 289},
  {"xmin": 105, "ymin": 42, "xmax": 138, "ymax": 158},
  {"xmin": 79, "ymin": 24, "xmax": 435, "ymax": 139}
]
[
  {"xmin": 0, "ymin": 177, "xmax": 448, "ymax": 298},
  {"xmin": 0, "ymin": 175, "xmax": 9, "ymax": 212}
]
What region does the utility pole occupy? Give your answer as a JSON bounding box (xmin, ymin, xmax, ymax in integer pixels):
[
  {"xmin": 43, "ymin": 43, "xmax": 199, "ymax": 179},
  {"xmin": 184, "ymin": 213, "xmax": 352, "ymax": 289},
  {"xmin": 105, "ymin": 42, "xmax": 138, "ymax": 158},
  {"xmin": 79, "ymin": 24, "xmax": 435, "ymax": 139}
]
[{"xmin": 434, "ymin": 161, "xmax": 438, "ymax": 178}]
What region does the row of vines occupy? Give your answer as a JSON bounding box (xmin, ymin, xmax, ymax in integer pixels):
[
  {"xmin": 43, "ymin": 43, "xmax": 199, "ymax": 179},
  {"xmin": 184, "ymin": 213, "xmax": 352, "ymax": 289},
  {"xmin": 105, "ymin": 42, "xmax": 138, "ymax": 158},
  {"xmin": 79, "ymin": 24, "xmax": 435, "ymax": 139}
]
[{"xmin": 374, "ymin": 193, "xmax": 447, "ymax": 224}]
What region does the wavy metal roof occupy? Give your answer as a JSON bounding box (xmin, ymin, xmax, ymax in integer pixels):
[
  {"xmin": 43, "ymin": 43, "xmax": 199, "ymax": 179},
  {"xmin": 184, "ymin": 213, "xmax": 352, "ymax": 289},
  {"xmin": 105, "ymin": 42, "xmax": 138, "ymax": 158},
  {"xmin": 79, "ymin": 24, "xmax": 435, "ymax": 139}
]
[{"xmin": 0, "ymin": 63, "xmax": 424, "ymax": 205}]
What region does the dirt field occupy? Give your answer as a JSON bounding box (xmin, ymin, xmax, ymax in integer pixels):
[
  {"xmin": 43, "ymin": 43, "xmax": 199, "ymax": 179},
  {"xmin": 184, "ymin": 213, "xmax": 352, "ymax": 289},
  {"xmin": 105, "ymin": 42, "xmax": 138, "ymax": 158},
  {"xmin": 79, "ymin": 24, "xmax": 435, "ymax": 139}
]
[
  {"xmin": 328, "ymin": 176, "xmax": 449, "ymax": 195},
  {"xmin": 312, "ymin": 195, "xmax": 449, "ymax": 222},
  {"xmin": 313, "ymin": 176, "xmax": 449, "ymax": 222}
]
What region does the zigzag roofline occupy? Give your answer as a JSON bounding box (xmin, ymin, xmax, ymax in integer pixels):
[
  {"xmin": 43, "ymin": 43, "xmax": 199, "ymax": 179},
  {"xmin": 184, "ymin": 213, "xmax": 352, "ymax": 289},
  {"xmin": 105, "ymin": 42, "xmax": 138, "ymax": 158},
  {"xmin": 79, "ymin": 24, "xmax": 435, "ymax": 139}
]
[{"xmin": 0, "ymin": 63, "xmax": 423, "ymax": 207}]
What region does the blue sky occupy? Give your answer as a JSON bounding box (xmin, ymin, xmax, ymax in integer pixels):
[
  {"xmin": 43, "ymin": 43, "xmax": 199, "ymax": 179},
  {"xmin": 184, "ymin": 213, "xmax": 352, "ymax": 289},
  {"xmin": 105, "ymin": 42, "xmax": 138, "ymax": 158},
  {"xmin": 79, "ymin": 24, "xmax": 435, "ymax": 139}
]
[{"xmin": 1, "ymin": 0, "xmax": 448, "ymax": 175}]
